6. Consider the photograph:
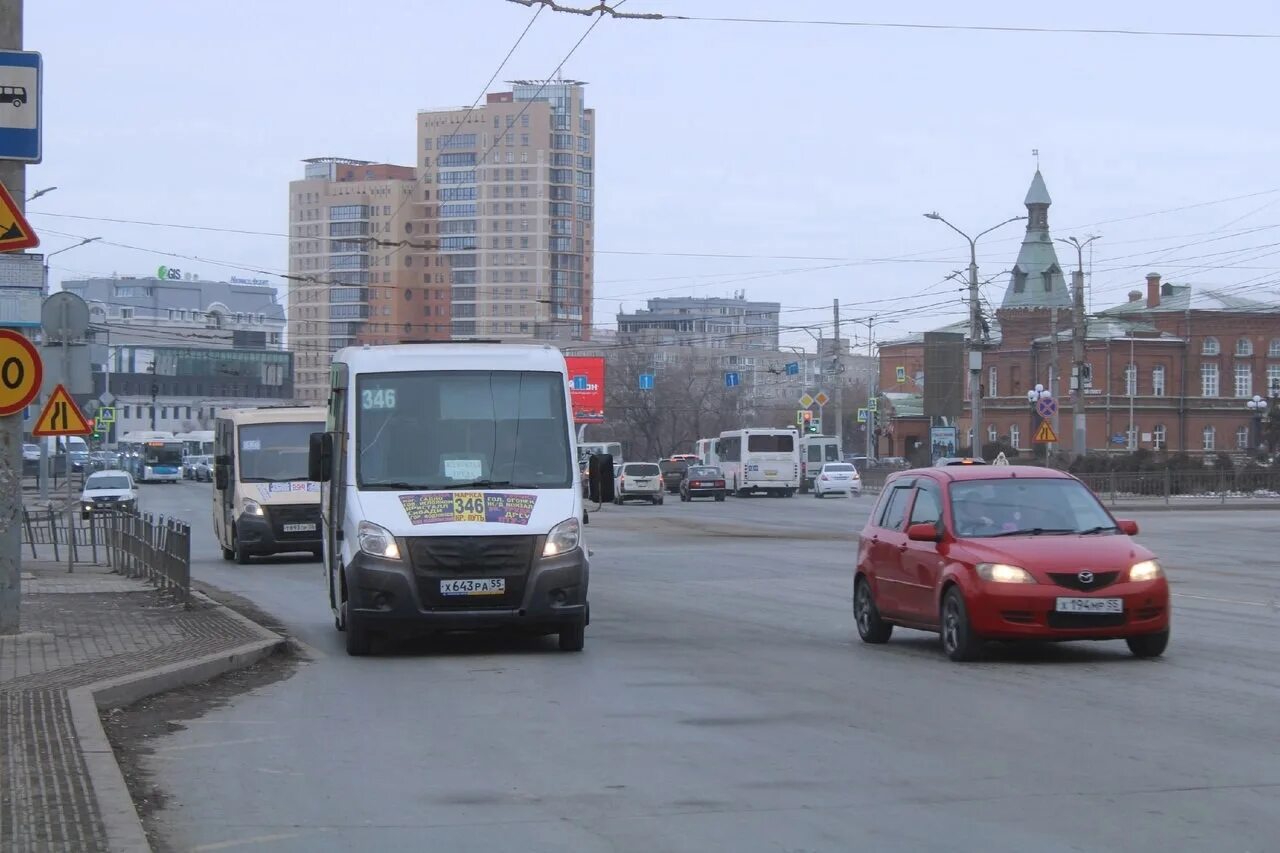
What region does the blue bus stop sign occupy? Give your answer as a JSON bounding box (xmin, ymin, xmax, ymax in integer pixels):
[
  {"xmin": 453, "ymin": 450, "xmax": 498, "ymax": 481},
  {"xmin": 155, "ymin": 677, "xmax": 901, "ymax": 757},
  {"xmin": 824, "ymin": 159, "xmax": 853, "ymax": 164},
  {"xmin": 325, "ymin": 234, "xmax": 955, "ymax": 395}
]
[
  {"xmin": 638, "ymin": 373, "xmax": 654, "ymax": 390},
  {"xmin": 724, "ymin": 372, "xmax": 740, "ymax": 388},
  {"xmin": 0, "ymin": 50, "xmax": 42, "ymax": 163}
]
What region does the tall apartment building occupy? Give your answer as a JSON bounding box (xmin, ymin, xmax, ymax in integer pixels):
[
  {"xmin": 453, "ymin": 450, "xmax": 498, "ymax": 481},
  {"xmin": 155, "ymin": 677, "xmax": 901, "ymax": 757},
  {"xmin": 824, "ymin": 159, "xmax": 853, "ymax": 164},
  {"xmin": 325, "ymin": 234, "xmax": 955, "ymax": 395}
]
[
  {"xmin": 416, "ymin": 81, "xmax": 596, "ymax": 342},
  {"xmin": 287, "ymin": 158, "xmax": 426, "ymax": 403}
]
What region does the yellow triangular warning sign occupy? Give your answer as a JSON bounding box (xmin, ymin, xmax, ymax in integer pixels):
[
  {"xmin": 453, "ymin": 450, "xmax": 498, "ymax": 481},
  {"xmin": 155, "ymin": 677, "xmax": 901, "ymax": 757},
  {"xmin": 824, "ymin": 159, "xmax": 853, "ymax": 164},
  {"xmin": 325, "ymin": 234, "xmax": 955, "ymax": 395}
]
[
  {"xmin": 0, "ymin": 180, "xmax": 38, "ymax": 252},
  {"xmin": 32, "ymin": 384, "xmax": 91, "ymax": 437},
  {"xmin": 1033, "ymin": 420, "xmax": 1059, "ymax": 443}
]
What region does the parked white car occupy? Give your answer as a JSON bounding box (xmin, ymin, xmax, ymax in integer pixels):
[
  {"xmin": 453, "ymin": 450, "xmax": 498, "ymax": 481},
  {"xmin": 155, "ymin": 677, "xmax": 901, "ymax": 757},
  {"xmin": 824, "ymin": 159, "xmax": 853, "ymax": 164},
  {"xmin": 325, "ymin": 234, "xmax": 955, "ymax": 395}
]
[
  {"xmin": 813, "ymin": 462, "xmax": 861, "ymax": 498},
  {"xmin": 80, "ymin": 470, "xmax": 139, "ymax": 519},
  {"xmin": 614, "ymin": 462, "xmax": 664, "ymax": 505}
]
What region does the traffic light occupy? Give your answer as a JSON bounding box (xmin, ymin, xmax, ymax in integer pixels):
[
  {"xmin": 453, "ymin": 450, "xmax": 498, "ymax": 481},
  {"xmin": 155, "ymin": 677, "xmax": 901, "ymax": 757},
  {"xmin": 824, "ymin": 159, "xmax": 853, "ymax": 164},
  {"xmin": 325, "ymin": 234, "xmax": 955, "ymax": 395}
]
[
  {"xmin": 88, "ymin": 418, "xmax": 102, "ymax": 442},
  {"xmin": 801, "ymin": 410, "xmax": 814, "ymax": 433}
]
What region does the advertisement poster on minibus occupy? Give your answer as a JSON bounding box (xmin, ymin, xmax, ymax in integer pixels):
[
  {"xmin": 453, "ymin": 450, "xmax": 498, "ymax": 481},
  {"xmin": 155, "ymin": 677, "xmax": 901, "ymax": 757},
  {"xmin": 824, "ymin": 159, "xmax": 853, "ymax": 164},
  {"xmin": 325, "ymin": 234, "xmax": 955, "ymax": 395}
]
[{"xmin": 565, "ymin": 356, "xmax": 605, "ymax": 424}]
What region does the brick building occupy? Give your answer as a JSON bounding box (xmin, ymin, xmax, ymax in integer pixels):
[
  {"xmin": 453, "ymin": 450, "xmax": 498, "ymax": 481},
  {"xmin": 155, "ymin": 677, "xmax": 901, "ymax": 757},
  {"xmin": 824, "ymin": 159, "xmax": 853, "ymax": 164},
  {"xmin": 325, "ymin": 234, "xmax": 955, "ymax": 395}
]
[{"xmin": 878, "ymin": 171, "xmax": 1280, "ymax": 459}]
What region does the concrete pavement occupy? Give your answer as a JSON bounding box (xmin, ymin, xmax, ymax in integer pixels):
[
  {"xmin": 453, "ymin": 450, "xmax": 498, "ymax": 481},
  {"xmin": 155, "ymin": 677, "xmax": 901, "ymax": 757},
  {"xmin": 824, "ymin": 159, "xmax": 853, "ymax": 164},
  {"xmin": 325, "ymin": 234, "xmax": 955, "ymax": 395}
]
[{"xmin": 121, "ymin": 480, "xmax": 1280, "ymax": 852}]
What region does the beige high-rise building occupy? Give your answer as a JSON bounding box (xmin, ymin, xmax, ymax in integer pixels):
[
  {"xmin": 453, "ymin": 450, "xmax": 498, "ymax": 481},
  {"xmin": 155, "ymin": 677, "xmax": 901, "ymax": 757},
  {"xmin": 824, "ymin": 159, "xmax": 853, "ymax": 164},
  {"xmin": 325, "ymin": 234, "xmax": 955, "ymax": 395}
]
[
  {"xmin": 416, "ymin": 80, "xmax": 595, "ymax": 342},
  {"xmin": 286, "ymin": 80, "xmax": 596, "ymax": 402}
]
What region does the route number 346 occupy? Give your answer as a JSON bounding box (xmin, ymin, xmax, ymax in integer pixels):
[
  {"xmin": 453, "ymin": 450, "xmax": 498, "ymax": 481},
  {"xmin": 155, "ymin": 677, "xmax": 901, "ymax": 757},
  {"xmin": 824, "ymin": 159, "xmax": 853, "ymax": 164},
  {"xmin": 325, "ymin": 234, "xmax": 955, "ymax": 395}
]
[{"xmin": 362, "ymin": 388, "xmax": 397, "ymax": 410}]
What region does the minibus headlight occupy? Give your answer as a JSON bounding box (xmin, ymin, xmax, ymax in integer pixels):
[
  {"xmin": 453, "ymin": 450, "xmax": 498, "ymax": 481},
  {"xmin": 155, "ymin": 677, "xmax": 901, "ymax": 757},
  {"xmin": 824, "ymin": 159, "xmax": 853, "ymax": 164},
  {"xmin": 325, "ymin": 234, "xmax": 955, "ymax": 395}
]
[
  {"xmin": 357, "ymin": 520, "xmax": 401, "ymax": 561},
  {"xmin": 242, "ymin": 499, "xmax": 265, "ymax": 517},
  {"xmin": 543, "ymin": 517, "xmax": 581, "ymax": 557}
]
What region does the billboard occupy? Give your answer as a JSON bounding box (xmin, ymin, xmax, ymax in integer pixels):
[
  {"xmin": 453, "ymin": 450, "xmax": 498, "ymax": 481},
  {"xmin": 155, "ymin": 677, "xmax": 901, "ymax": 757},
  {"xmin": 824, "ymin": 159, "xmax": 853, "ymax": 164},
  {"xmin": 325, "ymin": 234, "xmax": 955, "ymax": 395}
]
[
  {"xmin": 923, "ymin": 331, "xmax": 964, "ymax": 422},
  {"xmin": 930, "ymin": 426, "xmax": 959, "ymax": 464},
  {"xmin": 565, "ymin": 356, "xmax": 605, "ymax": 424}
]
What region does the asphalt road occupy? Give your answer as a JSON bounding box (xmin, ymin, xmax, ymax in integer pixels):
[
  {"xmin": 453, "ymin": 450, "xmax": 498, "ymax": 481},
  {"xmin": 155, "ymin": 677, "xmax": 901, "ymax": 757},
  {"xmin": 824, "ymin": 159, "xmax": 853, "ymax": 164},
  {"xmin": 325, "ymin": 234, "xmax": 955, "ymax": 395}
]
[{"xmin": 131, "ymin": 480, "xmax": 1280, "ymax": 852}]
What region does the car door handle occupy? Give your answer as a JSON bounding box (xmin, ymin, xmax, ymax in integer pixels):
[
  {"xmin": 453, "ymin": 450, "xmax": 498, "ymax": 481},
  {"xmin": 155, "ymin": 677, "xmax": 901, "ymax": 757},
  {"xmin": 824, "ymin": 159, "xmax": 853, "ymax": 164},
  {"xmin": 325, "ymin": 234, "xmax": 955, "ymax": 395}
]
[{"xmin": 898, "ymin": 543, "xmax": 909, "ymax": 552}]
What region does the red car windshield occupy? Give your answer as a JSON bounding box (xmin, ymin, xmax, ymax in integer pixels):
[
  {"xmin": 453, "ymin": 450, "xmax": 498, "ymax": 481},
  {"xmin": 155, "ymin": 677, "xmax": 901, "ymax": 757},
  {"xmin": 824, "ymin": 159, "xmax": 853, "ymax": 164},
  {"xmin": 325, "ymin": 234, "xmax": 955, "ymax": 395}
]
[{"xmin": 949, "ymin": 478, "xmax": 1115, "ymax": 538}]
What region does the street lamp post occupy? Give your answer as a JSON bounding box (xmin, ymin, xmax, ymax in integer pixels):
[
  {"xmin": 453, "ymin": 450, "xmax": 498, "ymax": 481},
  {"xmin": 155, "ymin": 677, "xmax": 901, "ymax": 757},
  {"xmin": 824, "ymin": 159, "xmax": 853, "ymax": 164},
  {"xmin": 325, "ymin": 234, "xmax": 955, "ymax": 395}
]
[
  {"xmin": 1246, "ymin": 394, "xmax": 1269, "ymax": 453},
  {"xmin": 1027, "ymin": 383, "xmax": 1053, "ymax": 457},
  {"xmin": 1057, "ymin": 235, "xmax": 1102, "ymax": 459},
  {"xmin": 924, "ymin": 212, "xmax": 1026, "ymax": 458}
]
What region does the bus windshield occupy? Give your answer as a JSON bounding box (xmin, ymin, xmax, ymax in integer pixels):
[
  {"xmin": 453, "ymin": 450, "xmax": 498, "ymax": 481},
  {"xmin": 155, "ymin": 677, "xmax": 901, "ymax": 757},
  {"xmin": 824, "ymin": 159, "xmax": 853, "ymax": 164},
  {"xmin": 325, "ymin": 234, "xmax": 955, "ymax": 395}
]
[
  {"xmin": 357, "ymin": 370, "xmax": 572, "ymax": 490},
  {"xmin": 144, "ymin": 443, "xmax": 183, "ymax": 466},
  {"xmin": 238, "ymin": 422, "xmax": 322, "ymax": 483}
]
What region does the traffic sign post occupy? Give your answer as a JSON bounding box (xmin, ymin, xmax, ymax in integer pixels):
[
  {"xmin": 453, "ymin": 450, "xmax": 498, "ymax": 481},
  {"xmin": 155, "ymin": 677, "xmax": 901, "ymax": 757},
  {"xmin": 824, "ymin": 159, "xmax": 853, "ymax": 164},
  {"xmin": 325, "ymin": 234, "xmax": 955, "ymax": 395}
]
[
  {"xmin": 1033, "ymin": 420, "xmax": 1059, "ymax": 444},
  {"xmin": 33, "ymin": 384, "xmax": 89, "ymax": 575},
  {"xmin": 0, "ymin": 329, "xmax": 42, "ymax": 633}
]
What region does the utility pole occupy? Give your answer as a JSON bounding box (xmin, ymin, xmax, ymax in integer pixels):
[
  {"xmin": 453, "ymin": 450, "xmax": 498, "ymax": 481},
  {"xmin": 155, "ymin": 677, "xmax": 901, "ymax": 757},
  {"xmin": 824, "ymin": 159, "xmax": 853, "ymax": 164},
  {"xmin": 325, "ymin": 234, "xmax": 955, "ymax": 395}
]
[
  {"xmin": 924, "ymin": 212, "xmax": 1025, "ymax": 458},
  {"xmin": 1059, "ymin": 235, "xmax": 1100, "ymax": 459},
  {"xmin": 1048, "ymin": 307, "xmax": 1059, "ymax": 457},
  {"xmin": 0, "ymin": 0, "xmax": 25, "ymax": 634},
  {"xmin": 831, "ymin": 298, "xmax": 842, "ymax": 452}
]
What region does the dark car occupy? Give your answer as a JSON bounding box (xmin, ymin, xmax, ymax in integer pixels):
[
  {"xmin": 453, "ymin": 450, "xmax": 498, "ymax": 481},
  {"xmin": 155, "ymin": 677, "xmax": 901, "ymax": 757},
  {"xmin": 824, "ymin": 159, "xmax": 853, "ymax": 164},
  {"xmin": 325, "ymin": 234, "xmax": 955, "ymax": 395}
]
[
  {"xmin": 680, "ymin": 465, "xmax": 727, "ymax": 502},
  {"xmin": 852, "ymin": 465, "xmax": 1169, "ymax": 661},
  {"xmin": 659, "ymin": 459, "xmax": 689, "ymax": 493}
]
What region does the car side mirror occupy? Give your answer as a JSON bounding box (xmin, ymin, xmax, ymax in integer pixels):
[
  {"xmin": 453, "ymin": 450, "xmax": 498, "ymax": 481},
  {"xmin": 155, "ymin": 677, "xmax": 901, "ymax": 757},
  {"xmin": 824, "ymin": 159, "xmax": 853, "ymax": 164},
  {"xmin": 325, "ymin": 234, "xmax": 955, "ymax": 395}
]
[
  {"xmin": 214, "ymin": 466, "xmax": 228, "ymax": 490},
  {"xmin": 907, "ymin": 522, "xmax": 942, "ymax": 543},
  {"xmin": 1116, "ymin": 518, "xmax": 1139, "ymax": 536},
  {"xmin": 588, "ymin": 453, "xmax": 615, "ymax": 503},
  {"xmin": 309, "ymin": 432, "xmax": 332, "ymax": 484}
]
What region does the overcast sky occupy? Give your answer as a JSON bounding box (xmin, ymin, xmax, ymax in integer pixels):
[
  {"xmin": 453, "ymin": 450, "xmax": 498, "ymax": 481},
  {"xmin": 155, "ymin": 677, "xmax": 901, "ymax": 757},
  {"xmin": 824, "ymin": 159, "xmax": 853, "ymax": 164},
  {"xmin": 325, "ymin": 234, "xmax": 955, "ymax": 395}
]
[{"xmin": 26, "ymin": 0, "xmax": 1280, "ymax": 349}]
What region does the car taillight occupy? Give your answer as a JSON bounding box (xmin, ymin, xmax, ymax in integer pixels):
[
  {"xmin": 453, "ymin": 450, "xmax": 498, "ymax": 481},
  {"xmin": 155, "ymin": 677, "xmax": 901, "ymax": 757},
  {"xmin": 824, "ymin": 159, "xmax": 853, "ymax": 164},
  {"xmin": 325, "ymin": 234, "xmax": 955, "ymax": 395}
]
[{"xmin": 715, "ymin": 480, "xmax": 725, "ymax": 487}]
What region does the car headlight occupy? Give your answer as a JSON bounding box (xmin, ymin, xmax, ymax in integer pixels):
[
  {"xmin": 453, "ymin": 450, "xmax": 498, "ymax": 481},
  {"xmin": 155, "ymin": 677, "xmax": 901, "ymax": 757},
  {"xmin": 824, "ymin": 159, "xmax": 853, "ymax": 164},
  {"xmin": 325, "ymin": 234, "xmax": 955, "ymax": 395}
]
[
  {"xmin": 357, "ymin": 520, "xmax": 401, "ymax": 560},
  {"xmin": 242, "ymin": 499, "xmax": 265, "ymax": 517},
  {"xmin": 975, "ymin": 563, "xmax": 1037, "ymax": 584},
  {"xmin": 543, "ymin": 517, "xmax": 581, "ymax": 557},
  {"xmin": 1129, "ymin": 560, "xmax": 1163, "ymax": 582}
]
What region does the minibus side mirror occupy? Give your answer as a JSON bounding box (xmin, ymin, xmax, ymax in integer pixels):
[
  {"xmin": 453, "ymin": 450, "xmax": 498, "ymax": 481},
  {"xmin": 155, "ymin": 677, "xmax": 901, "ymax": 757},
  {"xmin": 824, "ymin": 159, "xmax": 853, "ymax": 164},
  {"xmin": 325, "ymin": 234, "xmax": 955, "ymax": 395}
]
[
  {"xmin": 588, "ymin": 453, "xmax": 615, "ymax": 504},
  {"xmin": 309, "ymin": 432, "xmax": 332, "ymax": 483}
]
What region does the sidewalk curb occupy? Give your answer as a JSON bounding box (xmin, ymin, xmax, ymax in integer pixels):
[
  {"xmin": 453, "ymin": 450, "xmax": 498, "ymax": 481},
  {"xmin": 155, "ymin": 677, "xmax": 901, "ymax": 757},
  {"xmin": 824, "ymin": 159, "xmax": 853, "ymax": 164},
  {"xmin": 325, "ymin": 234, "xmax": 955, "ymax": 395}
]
[{"xmin": 66, "ymin": 594, "xmax": 287, "ymax": 853}]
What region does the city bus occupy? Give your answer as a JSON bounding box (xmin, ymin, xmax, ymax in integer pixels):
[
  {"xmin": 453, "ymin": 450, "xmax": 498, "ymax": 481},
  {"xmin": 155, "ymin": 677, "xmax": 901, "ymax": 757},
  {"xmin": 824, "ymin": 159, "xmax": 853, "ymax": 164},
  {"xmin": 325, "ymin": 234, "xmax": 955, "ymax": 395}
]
[
  {"xmin": 213, "ymin": 406, "xmax": 326, "ymax": 564},
  {"xmin": 176, "ymin": 430, "xmax": 215, "ymax": 457},
  {"xmin": 717, "ymin": 428, "xmax": 801, "ymax": 497},
  {"xmin": 117, "ymin": 430, "xmax": 184, "ymax": 483}
]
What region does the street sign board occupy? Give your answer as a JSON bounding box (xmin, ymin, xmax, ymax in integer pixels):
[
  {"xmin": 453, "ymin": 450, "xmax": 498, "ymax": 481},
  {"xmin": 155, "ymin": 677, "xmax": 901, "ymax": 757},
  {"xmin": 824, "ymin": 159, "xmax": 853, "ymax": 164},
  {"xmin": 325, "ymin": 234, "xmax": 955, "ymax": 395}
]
[
  {"xmin": 97, "ymin": 405, "xmax": 115, "ymax": 424},
  {"xmin": 724, "ymin": 372, "xmax": 740, "ymax": 388},
  {"xmin": 814, "ymin": 391, "xmax": 829, "ymax": 407},
  {"xmin": 32, "ymin": 383, "xmax": 91, "ymax": 436},
  {"xmin": 785, "ymin": 361, "xmax": 799, "ymax": 376},
  {"xmin": 798, "ymin": 393, "xmax": 814, "ymax": 408},
  {"xmin": 0, "ymin": 327, "xmax": 41, "ymax": 415},
  {"xmin": 98, "ymin": 390, "xmax": 115, "ymax": 406},
  {"xmin": 0, "ymin": 50, "xmax": 42, "ymax": 163},
  {"xmin": 856, "ymin": 408, "xmax": 868, "ymax": 424},
  {"xmin": 795, "ymin": 409, "xmax": 805, "ymax": 426},
  {"xmin": 1036, "ymin": 396, "xmax": 1058, "ymax": 419},
  {"xmin": 896, "ymin": 366, "xmax": 907, "ymax": 383},
  {"xmin": 41, "ymin": 291, "xmax": 90, "ymax": 340},
  {"xmin": 1033, "ymin": 421, "xmax": 1059, "ymax": 443},
  {"xmin": 0, "ymin": 180, "xmax": 37, "ymax": 251},
  {"xmin": 867, "ymin": 397, "xmax": 877, "ymax": 412},
  {"xmin": 638, "ymin": 373, "xmax": 654, "ymax": 390}
]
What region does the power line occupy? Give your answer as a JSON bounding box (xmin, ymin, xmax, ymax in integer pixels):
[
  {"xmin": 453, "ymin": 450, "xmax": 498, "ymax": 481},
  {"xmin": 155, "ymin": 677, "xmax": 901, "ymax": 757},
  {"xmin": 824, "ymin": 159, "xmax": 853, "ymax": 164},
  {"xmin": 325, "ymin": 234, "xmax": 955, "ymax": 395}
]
[{"xmin": 514, "ymin": 1, "xmax": 1280, "ymax": 40}]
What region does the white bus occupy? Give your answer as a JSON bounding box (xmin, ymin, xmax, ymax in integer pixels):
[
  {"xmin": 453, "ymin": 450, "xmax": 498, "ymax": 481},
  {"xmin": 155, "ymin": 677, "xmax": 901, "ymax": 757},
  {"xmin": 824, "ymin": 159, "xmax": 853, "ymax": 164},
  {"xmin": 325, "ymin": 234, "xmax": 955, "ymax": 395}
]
[
  {"xmin": 799, "ymin": 434, "xmax": 842, "ymax": 493},
  {"xmin": 309, "ymin": 343, "xmax": 593, "ymax": 655},
  {"xmin": 212, "ymin": 406, "xmax": 326, "ymax": 564},
  {"xmin": 695, "ymin": 437, "xmax": 719, "ymax": 468},
  {"xmin": 717, "ymin": 428, "xmax": 800, "ymax": 497},
  {"xmin": 176, "ymin": 430, "xmax": 215, "ymax": 457},
  {"xmin": 117, "ymin": 430, "xmax": 183, "ymax": 482},
  {"xmin": 577, "ymin": 440, "xmax": 622, "ymax": 470}
]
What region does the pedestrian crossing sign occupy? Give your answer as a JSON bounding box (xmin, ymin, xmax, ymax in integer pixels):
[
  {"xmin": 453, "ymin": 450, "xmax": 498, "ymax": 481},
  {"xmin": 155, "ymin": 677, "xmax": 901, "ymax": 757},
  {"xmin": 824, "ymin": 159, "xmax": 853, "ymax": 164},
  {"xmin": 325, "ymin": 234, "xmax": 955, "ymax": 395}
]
[{"xmin": 1033, "ymin": 420, "xmax": 1059, "ymax": 443}]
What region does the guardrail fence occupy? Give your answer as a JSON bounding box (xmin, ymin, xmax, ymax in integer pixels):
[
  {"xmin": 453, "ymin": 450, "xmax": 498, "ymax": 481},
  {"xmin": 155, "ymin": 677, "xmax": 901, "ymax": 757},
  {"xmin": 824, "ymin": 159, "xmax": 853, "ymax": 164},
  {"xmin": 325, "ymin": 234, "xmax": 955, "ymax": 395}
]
[{"xmin": 20, "ymin": 507, "xmax": 191, "ymax": 604}]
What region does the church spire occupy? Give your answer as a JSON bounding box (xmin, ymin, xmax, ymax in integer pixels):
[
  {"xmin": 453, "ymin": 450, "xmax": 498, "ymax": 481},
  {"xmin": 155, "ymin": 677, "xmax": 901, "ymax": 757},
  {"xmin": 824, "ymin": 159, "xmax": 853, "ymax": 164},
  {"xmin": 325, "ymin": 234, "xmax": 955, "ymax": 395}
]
[{"xmin": 1000, "ymin": 170, "xmax": 1070, "ymax": 310}]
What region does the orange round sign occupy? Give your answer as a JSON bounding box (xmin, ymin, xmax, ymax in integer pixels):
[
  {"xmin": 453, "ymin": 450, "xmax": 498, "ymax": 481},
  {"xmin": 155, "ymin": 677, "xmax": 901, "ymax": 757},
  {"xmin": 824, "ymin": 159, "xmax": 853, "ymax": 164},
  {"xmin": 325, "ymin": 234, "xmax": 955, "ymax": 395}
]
[{"xmin": 0, "ymin": 329, "xmax": 42, "ymax": 416}]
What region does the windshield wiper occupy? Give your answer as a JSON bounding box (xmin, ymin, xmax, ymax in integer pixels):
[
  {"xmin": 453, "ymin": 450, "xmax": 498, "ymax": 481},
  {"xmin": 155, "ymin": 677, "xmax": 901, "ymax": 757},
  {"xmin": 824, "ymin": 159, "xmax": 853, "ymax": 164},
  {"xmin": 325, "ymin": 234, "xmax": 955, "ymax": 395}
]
[
  {"xmin": 363, "ymin": 481, "xmax": 431, "ymax": 490},
  {"xmin": 989, "ymin": 527, "xmax": 1077, "ymax": 537},
  {"xmin": 1078, "ymin": 525, "xmax": 1118, "ymax": 535}
]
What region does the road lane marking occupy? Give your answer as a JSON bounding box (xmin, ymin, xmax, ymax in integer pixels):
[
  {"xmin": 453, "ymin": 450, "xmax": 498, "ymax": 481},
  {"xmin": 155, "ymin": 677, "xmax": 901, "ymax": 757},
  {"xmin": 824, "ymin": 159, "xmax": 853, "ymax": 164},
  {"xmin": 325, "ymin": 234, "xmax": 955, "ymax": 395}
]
[
  {"xmin": 1172, "ymin": 591, "xmax": 1271, "ymax": 607},
  {"xmin": 192, "ymin": 831, "xmax": 321, "ymax": 850},
  {"xmin": 153, "ymin": 736, "xmax": 285, "ymax": 753}
]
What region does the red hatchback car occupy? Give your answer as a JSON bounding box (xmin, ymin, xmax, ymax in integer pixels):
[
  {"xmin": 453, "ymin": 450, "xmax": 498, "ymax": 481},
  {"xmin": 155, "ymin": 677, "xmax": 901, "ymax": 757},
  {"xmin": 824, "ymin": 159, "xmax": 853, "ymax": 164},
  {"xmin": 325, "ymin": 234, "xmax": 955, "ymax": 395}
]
[{"xmin": 853, "ymin": 466, "xmax": 1170, "ymax": 661}]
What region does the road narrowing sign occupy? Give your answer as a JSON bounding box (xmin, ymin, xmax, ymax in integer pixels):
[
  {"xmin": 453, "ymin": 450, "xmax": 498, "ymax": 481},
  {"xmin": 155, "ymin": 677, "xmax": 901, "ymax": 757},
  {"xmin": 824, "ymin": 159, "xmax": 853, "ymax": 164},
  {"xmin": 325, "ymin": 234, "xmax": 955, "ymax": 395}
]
[
  {"xmin": 32, "ymin": 384, "xmax": 91, "ymax": 436},
  {"xmin": 1033, "ymin": 420, "xmax": 1059, "ymax": 444},
  {"xmin": 0, "ymin": 328, "xmax": 42, "ymax": 416}
]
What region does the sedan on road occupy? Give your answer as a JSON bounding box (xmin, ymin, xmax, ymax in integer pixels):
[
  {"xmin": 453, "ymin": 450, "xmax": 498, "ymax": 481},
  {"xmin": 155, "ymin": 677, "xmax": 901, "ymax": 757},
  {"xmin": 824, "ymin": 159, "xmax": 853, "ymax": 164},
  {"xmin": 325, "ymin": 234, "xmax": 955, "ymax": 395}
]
[
  {"xmin": 680, "ymin": 465, "xmax": 726, "ymax": 502},
  {"xmin": 614, "ymin": 462, "xmax": 664, "ymax": 505},
  {"xmin": 80, "ymin": 470, "xmax": 138, "ymax": 519},
  {"xmin": 813, "ymin": 462, "xmax": 861, "ymax": 497},
  {"xmin": 853, "ymin": 465, "xmax": 1170, "ymax": 661}
]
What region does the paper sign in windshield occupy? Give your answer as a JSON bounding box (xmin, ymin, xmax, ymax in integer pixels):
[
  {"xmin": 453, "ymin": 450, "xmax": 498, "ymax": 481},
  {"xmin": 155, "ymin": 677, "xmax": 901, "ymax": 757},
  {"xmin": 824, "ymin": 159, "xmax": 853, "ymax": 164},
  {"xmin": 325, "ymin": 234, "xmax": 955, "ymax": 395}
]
[
  {"xmin": 400, "ymin": 492, "xmax": 537, "ymax": 526},
  {"xmin": 256, "ymin": 482, "xmax": 321, "ymax": 500}
]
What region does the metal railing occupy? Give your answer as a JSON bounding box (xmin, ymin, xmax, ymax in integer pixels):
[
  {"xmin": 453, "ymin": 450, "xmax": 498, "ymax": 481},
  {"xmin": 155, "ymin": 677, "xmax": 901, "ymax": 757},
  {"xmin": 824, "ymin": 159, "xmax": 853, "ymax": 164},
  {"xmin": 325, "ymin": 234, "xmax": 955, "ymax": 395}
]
[{"xmin": 20, "ymin": 507, "xmax": 191, "ymax": 604}]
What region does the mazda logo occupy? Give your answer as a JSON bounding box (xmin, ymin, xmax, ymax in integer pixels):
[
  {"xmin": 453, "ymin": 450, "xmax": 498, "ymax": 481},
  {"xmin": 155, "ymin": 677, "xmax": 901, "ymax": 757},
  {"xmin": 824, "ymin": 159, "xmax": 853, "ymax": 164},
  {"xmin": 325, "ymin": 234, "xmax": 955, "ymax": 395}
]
[{"xmin": 1078, "ymin": 571, "xmax": 1095, "ymax": 585}]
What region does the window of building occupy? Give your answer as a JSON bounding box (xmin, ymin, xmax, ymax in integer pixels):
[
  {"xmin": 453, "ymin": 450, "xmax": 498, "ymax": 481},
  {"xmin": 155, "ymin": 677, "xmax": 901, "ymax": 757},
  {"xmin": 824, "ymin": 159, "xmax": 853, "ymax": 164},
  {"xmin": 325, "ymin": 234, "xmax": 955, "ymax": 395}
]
[
  {"xmin": 1267, "ymin": 364, "xmax": 1280, "ymax": 394},
  {"xmin": 1202, "ymin": 425, "xmax": 1216, "ymax": 451},
  {"xmin": 1124, "ymin": 363, "xmax": 1137, "ymax": 396},
  {"xmin": 1270, "ymin": 339, "xmax": 1280, "ymax": 357},
  {"xmin": 1236, "ymin": 337, "xmax": 1254, "ymax": 357},
  {"xmin": 1236, "ymin": 425, "xmax": 1251, "ymax": 450},
  {"xmin": 1152, "ymin": 424, "xmax": 1166, "ymax": 450},
  {"xmin": 1201, "ymin": 363, "xmax": 1219, "ymax": 397},
  {"xmin": 1202, "ymin": 336, "xmax": 1220, "ymax": 355},
  {"xmin": 1152, "ymin": 365, "xmax": 1166, "ymax": 397},
  {"xmin": 987, "ymin": 425, "xmax": 997, "ymax": 444},
  {"xmin": 1012, "ymin": 270, "xmax": 1027, "ymax": 293},
  {"xmin": 1009, "ymin": 424, "xmax": 1020, "ymax": 448},
  {"xmin": 1234, "ymin": 364, "xmax": 1252, "ymax": 398},
  {"xmin": 987, "ymin": 366, "xmax": 998, "ymax": 398}
]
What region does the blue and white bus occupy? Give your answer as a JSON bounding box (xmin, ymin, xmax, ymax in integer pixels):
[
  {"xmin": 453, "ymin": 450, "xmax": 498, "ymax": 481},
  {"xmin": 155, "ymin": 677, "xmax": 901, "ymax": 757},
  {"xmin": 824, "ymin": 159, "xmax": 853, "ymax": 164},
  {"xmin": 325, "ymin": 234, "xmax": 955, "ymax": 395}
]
[{"xmin": 118, "ymin": 431, "xmax": 184, "ymax": 483}]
